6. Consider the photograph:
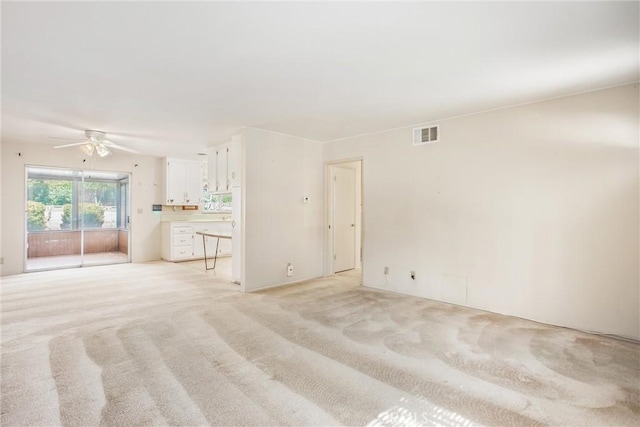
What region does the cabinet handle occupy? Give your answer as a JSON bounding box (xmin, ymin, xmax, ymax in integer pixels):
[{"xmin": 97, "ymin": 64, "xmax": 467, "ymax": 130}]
[{"xmin": 232, "ymin": 220, "xmax": 236, "ymax": 228}]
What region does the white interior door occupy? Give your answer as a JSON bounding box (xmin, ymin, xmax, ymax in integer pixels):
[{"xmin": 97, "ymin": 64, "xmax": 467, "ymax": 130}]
[{"xmin": 333, "ymin": 167, "xmax": 356, "ymax": 273}]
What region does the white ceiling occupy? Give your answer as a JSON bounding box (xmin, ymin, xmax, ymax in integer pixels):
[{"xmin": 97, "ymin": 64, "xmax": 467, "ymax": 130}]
[{"xmin": 2, "ymin": 1, "xmax": 638, "ymax": 157}]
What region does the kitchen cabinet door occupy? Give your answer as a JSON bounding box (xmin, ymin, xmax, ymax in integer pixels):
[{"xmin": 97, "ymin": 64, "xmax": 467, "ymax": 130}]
[
  {"xmin": 161, "ymin": 222, "xmax": 194, "ymax": 261},
  {"xmin": 185, "ymin": 162, "xmax": 204, "ymax": 204},
  {"xmin": 193, "ymin": 224, "xmax": 216, "ymax": 258},
  {"xmin": 165, "ymin": 159, "xmax": 187, "ymax": 205},
  {"xmin": 207, "ymin": 147, "xmax": 217, "ymax": 191},
  {"xmin": 229, "ymin": 135, "xmax": 242, "ymax": 188},
  {"xmin": 214, "ymin": 222, "xmax": 232, "ymax": 255},
  {"xmin": 164, "ymin": 158, "xmax": 203, "ymax": 205},
  {"xmin": 193, "ymin": 222, "xmax": 232, "ymax": 258},
  {"xmin": 216, "ymin": 143, "xmax": 229, "ymax": 192}
]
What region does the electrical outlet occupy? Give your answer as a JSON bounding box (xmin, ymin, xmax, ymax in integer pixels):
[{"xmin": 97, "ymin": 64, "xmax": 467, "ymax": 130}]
[
  {"xmin": 287, "ymin": 263, "xmax": 293, "ymax": 277},
  {"xmin": 410, "ymin": 271, "xmax": 416, "ymax": 280},
  {"xmin": 384, "ymin": 266, "xmax": 389, "ymax": 275}
]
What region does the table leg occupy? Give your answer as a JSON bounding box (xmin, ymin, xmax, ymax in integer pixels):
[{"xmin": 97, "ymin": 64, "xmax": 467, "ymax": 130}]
[
  {"xmin": 203, "ymin": 234, "xmax": 212, "ymax": 270},
  {"xmin": 212, "ymin": 237, "xmax": 220, "ymax": 270}
]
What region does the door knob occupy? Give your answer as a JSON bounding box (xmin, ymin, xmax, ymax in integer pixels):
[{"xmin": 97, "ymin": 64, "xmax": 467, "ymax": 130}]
[{"xmin": 351, "ymin": 224, "xmax": 355, "ymax": 227}]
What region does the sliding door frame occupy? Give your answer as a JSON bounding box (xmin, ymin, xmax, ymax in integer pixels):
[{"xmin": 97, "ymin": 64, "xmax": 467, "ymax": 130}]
[{"xmin": 24, "ymin": 165, "xmax": 132, "ymax": 272}]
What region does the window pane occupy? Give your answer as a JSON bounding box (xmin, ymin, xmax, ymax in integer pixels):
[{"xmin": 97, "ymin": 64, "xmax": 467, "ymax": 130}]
[
  {"xmin": 118, "ymin": 181, "xmax": 128, "ymax": 229},
  {"xmin": 202, "ymin": 191, "xmax": 232, "ymax": 213},
  {"xmin": 81, "ymin": 181, "xmax": 116, "ymax": 229},
  {"xmin": 26, "ymin": 178, "xmax": 73, "ymax": 230}
]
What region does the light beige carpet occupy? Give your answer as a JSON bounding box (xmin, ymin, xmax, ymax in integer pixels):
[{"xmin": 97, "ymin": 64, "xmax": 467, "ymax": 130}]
[{"xmin": 1, "ymin": 260, "xmax": 638, "ymax": 426}]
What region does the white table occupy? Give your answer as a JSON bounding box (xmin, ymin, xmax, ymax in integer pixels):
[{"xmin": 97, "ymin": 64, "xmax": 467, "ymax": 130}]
[{"xmin": 195, "ymin": 231, "xmax": 232, "ymax": 270}]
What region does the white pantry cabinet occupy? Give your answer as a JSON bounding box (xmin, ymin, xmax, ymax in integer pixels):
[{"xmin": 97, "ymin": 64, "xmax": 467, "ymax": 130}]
[
  {"xmin": 164, "ymin": 158, "xmax": 204, "ymax": 205},
  {"xmin": 161, "ymin": 221, "xmax": 232, "ymax": 262}
]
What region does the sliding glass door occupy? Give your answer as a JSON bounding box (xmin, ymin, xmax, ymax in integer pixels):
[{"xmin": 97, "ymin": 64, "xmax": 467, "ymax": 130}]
[{"xmin": 25, "ymin": 166, "xmax": 131, "ymax": 272}]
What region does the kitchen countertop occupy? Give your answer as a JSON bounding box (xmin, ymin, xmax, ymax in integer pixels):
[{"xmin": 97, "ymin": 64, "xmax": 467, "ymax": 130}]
[{"xmin": 161, "ymin": 218, "xmax": 232, "ymax": 223}]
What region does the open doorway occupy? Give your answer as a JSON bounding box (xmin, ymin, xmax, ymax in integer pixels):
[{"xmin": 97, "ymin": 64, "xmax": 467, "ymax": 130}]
[
  {"xmin": 325, "ymin": 159, "xmax": 363, "ymax": 282},
  {"xmin": 25, "ymin": 166, "xmax": 131, "ymax": 272}
]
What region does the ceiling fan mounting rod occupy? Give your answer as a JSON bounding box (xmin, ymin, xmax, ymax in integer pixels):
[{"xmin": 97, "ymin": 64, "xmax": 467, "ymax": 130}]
[{"xmin": 85, "ymin": 130, "xmax": 106, "ymax": 141}]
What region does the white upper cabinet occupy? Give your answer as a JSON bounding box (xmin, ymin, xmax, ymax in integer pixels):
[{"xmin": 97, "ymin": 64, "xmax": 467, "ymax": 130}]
[
  {"xmin": 216, "ymin": 143, "xmax": 229, "ymax": 192},
  {"xmin": 207, "ymin": 143, "xmax": 227, "ymax": 192},
  {"xmin": 229, "ymin": 134, "xmax": 242, "ymax": 188},
  {"xmin": 208, "ymin": 136, "xmax": 241, "ymax": 192},
  {"xmin": 185, "ymin": 163, "xmax": 204, "ymax": 204},
  {"xmin": 164, "ymin": 158, "xmax": 204, "ymax": 205},
  {"xmin": 206, "ymin": 147, "xmax": 216, "ymax": 191},
  {"xmin": 165, "ymin": 159, "xmax": 186, "ymax": 205}
]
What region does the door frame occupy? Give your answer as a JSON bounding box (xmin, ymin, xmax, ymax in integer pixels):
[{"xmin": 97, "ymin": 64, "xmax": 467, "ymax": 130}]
[{"xmin": 323, "ymin": 158, "xmax": 363, "ymax": 281}]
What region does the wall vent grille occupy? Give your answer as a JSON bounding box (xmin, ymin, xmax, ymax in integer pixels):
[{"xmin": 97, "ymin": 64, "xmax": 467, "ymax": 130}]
[{"xmin": 413, "ymin": 125, "xmax": 439, "ymax": 145}]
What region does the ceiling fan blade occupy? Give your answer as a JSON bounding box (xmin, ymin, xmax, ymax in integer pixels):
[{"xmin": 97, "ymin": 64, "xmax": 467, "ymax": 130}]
[
  {"xmin": 104, "ymin": 141, "xmax": 139, "ymax": 153},
  {"xmin": 49, "ymin": 136, "xmax": 79, "ymax": 141},
  {"xmin": 53, "ymin": 142, "xmax": 87, "ymax": 148}
]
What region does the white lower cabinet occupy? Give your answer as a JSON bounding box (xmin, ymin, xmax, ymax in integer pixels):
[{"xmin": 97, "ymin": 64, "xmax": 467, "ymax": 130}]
[
  {"xmin": 162, "ymin": 221, "xmax": 232, "ymax": 261},
  {"xmin": 163, "ymin": 224, "xmax": 193, "ymax": 261},
  {"xmin": 193, "ymin": 223, "xmax": 232, "ymax": 258}
]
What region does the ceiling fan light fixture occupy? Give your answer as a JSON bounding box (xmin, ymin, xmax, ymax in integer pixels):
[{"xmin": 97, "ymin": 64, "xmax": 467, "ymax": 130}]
[
  {"xmin": 81, "ymin": 143, "xmax": 95, "ymax": 156},
  {"xmin": 53, "ymin": 129, "xmax": 136, "ymax": 156},
  {"xmin": 96, "ymin": 145, "xmax": 111, "ymax": 157}
]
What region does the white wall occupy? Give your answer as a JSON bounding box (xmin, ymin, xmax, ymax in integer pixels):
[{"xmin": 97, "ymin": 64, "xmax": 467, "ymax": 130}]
[
  {"xmin": 243, "ymin": 128, "xmax": 323, "ymax": 291},
  {"xmin": 1, "ymin": 141, "xmax": 164, "ymax": 276},
  {"xmin": 0, "ymin": 140, "xmax": 3, "ymax": 276},
  {"xmin": 324, "ymin": 83, "xmax": 640, "ymax": 339}
]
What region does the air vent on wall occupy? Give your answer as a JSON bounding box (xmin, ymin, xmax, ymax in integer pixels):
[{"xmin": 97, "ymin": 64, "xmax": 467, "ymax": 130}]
[{"xmin": 413, "ymin": 125, "xmax": 439, "ymax": 145}]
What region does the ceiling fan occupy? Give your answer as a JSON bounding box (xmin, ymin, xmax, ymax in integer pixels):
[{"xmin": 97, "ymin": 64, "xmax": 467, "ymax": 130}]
[{"xmin": 53, "ymin": 130, "xmax": 139, "ymax": 157}]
